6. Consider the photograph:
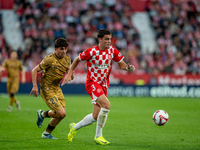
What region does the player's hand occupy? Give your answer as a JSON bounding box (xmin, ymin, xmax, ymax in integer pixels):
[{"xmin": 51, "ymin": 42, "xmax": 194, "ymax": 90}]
[
  {"xmin": 30, "ymin": 86, "xmax": 39, "ymax": 97},
  {"xmin": 71, "ymin": 70, "xmax": 75, "ymax": 80},
  {"xmin": 126, "ymin": 63, "xmax": 135, "ymax": 71},
  {"xmin": 61, "ymin": 72, "xmax": 73, "ymax": 86}
]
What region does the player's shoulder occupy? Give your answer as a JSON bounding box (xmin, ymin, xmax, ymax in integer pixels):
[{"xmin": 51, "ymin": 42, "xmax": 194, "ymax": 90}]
[
  {"xmin": 5, "ymin": 58, "xmax": 11, "ymax": 62},
  {"xmin": 64, "ymin": 55, "xmax": 70, "ymax": 59},
  {"xmin": 45, "ymin": 53, "xmax": 55, "ymax": 60},
  {"xmin": 64, "ymin": 54, "xmax": 70, "ymax": 60},
  {"xmin": 46, "ymin": 53, "xmax": 54, "ymax": 58},
  {"xmin": 5, "ymin": 59, "xmax": 15, "ymax": 64},
  {"xmin": 109, "ymin": 45, "xmax": 118, "ymax": 50},
  {"xmin": 108, "ymin": 45, "xmax": 119, "ymax": 54},
  {"xmin": 43, "ymin": 53, "xmax": 55, "ymax": 63}
]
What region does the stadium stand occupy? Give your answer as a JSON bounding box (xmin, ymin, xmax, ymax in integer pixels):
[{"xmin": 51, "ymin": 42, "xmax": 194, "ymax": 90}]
[
  {"xmin": 0, "ymin": 0, "xmax": 200, "ymax": 75},
  {"xmin": 145, "ymin": 0, "xmax": 200, "ymax": 75}
]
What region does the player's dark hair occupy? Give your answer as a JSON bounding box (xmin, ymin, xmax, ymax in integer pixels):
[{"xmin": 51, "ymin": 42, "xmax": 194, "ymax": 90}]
[
  {"xmin": 97, "ymin": 29, "xmax": 111, "ymax": 38},
  {"xmin": 54, "ymin": 38, "xmax": 69, "ymax": 48}
]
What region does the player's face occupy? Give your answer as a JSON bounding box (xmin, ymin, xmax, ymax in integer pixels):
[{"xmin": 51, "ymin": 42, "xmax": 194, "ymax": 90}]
[
  {"xmin": 55, "ymin": 47, "xmax": 67, "ymax": 58},
  {"xmin": 99, "ymin": 34, "xmax": 111, "ymax": 50},
  {"xmin": 10, "ymin": 51, "xmax": 17, "ymax": 60}
]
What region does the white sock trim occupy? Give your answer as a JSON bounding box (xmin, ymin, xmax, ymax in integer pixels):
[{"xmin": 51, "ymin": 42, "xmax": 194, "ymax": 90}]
[{"xmin": 43, "ymin": 131, "xmax": 50, "ymax": 134}]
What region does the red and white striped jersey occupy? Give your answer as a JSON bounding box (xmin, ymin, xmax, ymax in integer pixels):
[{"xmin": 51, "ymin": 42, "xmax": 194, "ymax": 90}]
[{"xmin": 79, "ymin": 45, "xmax": 124, "ymax": 88}]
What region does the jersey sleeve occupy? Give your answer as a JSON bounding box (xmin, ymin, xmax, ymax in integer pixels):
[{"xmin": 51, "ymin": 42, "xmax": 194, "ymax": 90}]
[
  {"xmin": 113, "ymin": 47, "xmax": 124, "ymax": 63},
  {"xmin": 39, "ymin": 55, "xmax": 52, "ymax": 70},
  {"xmin": 79, "ymin": 48, "xmax": 91, "ymax": 61}
]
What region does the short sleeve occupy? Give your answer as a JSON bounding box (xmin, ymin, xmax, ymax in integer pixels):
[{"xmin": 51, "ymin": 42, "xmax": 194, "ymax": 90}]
[
  {"xmin": 39, "ymin": 55, "xmax": 52, "ymax": 70},
  {"xmin": 113, "ymin": 47, "xmax": 124, "ymax": 63},
  {"xmin": 79, "ymin": 48, "xmax": 91, "ymax": 61}
]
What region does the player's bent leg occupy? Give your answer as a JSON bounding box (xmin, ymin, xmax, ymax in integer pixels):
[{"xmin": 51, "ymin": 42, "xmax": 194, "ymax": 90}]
[
  {"xmin": 38, "ymin": 107, "xmax": 66, "ymax": 128},
  {"xmin": 96, "ymin": 94, "xmax": 110, "ymax": 110},
  {"xmin": 75, "ymin": 113, "xmax": 97, "ymax": 130},
  {"xmin": 37, "ymin": 110, "xmax": 44, "ymax": 128},
  {"xmin": 49, "ymin": 117, "xmax": 64, "ymax": 127},
  {"xmin": 94, "ymin": 136, "xmax": 110, "ymax": 145},
  {"xmin": 41, "ymin": 108, "xmax": 66, "ymax": 139},
  {"xmin": 68, "ymin": 123, "xmax": 77, "ymax": 142},
  {"xmin": 47, "ymin": 107, "xmax": 66, "ymax": 119},
  {"xmin": 68, "ymin": 113, "xmax": 96, "ymax": 142}
]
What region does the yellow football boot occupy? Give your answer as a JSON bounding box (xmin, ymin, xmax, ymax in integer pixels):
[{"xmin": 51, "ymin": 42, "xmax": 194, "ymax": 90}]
[
  {"xmin": 94, "ymin": 136, "xmax": 110, "ymax": 145},
  {"xmin": 68, "ymin": 123, "xmax": 77, "ymax": 142}
]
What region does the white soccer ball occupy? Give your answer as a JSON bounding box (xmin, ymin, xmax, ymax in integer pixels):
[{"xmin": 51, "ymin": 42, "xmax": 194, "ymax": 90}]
[{"xmin": 152, "ymin": 110, "xmax": 169, "ymax": 126}]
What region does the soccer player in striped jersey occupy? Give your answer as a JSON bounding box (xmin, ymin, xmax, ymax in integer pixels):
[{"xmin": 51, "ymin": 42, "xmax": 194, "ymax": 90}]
[{"xmin": 62, "ymin": 29, "xmax": 135, "ymax": 145}]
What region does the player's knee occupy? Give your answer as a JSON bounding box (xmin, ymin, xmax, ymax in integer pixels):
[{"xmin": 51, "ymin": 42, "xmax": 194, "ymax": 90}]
[
  {"xmin": 107, "ymin": 102, "xmax": 111, "ymax": 110},
  {"xmin": 58, "ymin": 112, "xmax": 66, "ymax": 118},
  {"xmin": 61, "ymin": 113, "xmax": 66, "ymax": 118},
  {"xmin": 98, "ymin": 95, "xmax": 110, "ymax": 110},
  {"xmin": 10, "ymin": 93, "xmax": 14, "ymax": 97},
  {"xmin": 103, "ymin": 101, "xmax": 110, "ymax": 110}
]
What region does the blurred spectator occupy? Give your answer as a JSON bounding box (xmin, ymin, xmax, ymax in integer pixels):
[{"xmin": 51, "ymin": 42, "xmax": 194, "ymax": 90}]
[
  {"xmin": 8, "ymin": 0, "xmax": 141, "ymax": 72},
  {"xmin": 146, "ymin": 0, "xmax": 200, "ymax": 74},
  {"xmin": 0, "ymin": 0, "xmax": 200, "ymax": 76}
]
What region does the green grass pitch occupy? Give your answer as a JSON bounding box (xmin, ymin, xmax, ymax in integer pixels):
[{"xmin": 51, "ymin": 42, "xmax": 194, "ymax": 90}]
[{"xmin": 0, "ymin": 94, "xmax": 199, "ymax": 150}]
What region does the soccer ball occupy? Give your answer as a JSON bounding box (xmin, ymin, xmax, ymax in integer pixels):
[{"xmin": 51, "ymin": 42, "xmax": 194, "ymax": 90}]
[{"xmin": 153, "ymin": 110, "xmax": 169, "ymax": 126}]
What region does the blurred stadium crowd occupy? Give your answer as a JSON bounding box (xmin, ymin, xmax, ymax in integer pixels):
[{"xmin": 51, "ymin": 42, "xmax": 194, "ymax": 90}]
[{"xmin": 0, "ymin": 0, "xmax": 200, "ymax": 75}]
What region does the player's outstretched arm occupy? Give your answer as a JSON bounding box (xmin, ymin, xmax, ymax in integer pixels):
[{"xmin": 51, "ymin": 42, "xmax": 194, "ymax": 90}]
[
  {"xmin": 61, "ymin": 56, "xmax": 81, "ymax": 86},
  {"xmin": 30, "ymin": 65, "xmax": 41, "ymax": 97},
  {"xmin": 117, "ymin": 60, "xmax": 135, "ymax": 71}
]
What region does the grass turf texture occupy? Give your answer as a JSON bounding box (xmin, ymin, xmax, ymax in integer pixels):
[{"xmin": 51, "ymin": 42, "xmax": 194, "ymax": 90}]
[{"xmin": 0, "ymin": 94, "xmax": 199, "ymax": 150}]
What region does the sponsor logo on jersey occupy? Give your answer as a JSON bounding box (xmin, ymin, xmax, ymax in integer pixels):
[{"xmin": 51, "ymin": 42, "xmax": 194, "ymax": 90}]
[
  {"xmin": 95, "ymin": 64, "xmax": 109, "ymax": 69},
  {"xmin": 118, "ymin": 53, "xmax": 122, "ymax": 57},
  {"xmin": 97, "ymin": 89, "xmax": 101, "ymax": 93},
  {"xmin": 63, "ymin": 61, "xmax": 66, "ymax": 65},
  {"xmin": 108, "ymin": 55, "xmax": 112, "ymax": 60},
  {"xmin": 82, "ymin": 51, "xmax": 85, "ymax": 56}
]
